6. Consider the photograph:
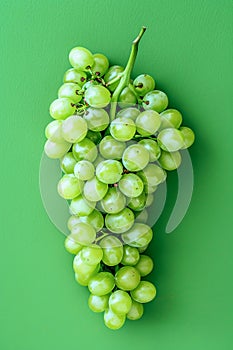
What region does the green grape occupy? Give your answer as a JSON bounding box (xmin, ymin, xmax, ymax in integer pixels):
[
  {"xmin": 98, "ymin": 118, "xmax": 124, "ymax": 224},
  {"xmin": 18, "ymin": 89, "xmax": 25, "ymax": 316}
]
[
  {"xmin": 88, "ymin": 272, "xmax": 115, "ymax": 296},
  {"xmin": 57, "ymin": 174, "xmax": 83, "ymax": 199},
  {"xmin": 180, "ymin": 126, "xmax": 195, "ymax": 149},
  {"xmin": 104, "ymin": 65, "xmax": 124, "ymax": 92},
  {"xmin": 74, "ymin": 263, "xmax": 100, "ymax": 286},
  {"xmin": 96, "ymin": 160, "xmax": 123, "ymax": 184},
  {"xmin": 138, "ymin": 244, "xmax": 149, "ymax": 253},
  {"xmin": 138, "ymin": 139, "xmax": 161, "ymax": 162},
  {"xmin": 109, "ymin": 290, "xmax": 132, "ymax": 315},
  {"xmin": 79, "ymin": 209, "xmax": 104, "ymax": 232},
  {"xmin": 44, "ymin": 139, "xmax": 71, "ymax": 159},
  {"xmin": 157, "ymin": 128, "xmax": 184, "ymax": 152},
  {"xmin": 80, "ymin": 244, "xmax": 103, "ymax": 265},
  {"xmin": 58, "ymin": 83, "xmax": 82, "ymax": 104},
  {"xmin": 67, "ymin": 215, "xmax": 82, "ymax": 231},
  {"xmin": 159, "ymin": 109, "xmax": 182, "ymax": 129},
  {"xmin": 45, "ymin": 120, "xmax": 63, "ymax": 142},
  {"xmin": 135, "ymin": 209, "xmax": 149, "ymax": 223},
  {"xmin": 127, "ymin": 192, "xmax": 146, "ymax": 211},
  {"xmin": 93, "ymin": 154, "xmax": 105, "ymax": 167},
  {"xmin": 99, "ymin": 136, "xmax": 126, "ymax": 160},
  {"xmin": 142, "ymin": 90, "xmax": 168, "ymax": 113},
  {"xmin": 127, "ymin": 300, "xmax": 144, "ymax": 320},
  {"xmin": 158, "ymin": 150, "xmax": 181, "ymax": 170},
  {"xmin": 83, "ymin": 176, "xmax": 108, "ymax": 201},
  {"xmin": 72, "ymin": 138, "xmax": 98, "ymax": 162},
  {"xmin": 74, "ymin": 160, "xmax": 95, "ymax": 181},
  {"xmin": 82, "ymin": 80, "xmax": 100, "ymax": 91},
  {"xmin": 135, "ymin": 110, "xmax": 161, "ymax": 136},
  {"xmin": 121, "ymin": 245, "xmax": 140, "ymax": 266},
  {"xmin": 145, "ymin": 194, "xmax": 154, "ymax": 207},
  {"xmin": 61, "ymin": 115, "xmax": 87, "ymax": 143},
  {"xmin": 70, "ymin": 195, "xmax": 96, "ymax": 216},
  {"xmin": 69, "ymin": 46, "xmax": 94, "ymax": 71},
  {"xmin": 119, "ymin": 173, "xmax": 144, "ymax": 198},
  {"xmin": 138, "ymin": 163, "xmax": 167, "ymax": 188},
  {"xmin": 105, "ymin": 208, "xmax": 134, "ymax": 234},
  {"xmin": 116, "ymin": 107, "xmax": 140, "ymax": 121},
  {"xmin": 63, "ymin": 68, "xmax": 87, "ymax": 86},
  {"xmin": 115, "ymin": 266, "xmax": 141, "ymax": 291},
  {"xmin": 100, "ymin": 236, "xmax": 123, "ymax": 266},
  {"xmin": 60, "ymin": 152, "xmax": 77, "ymax": 174},
  {"xmin": 119, "ymin": 86, "xmax": 137, "ymax": 108},
  {"xmin": 85, "ymin": 85, "xmax": 111, "ymax": 108},
  {"xmin": 73, "ymin": 252, "xmax": 98, "ymax": 275},
  {"xmin": 64, "ymin": 233, "xmax": 83, "ymax": 254},
  {"xmin": 100, "ymin": 187, "xmax": 126, "ymax": 214},
  {"xmin": 71, "ymin": 222, "xmax": 96, "ymax": 245},
  {"xmin": 104, "ymin": 308, "xmax": 126, "ymax": 330},
  {"xmin": 88, "ymin": 293, "xmax": 110, "ymax": 312},
  {"xmin": 130, "ymin": 281, "xmax": 156, "ymax": 303},
  {"xmin": 133, "ymin": 74, "xmax": 155, "ymax": 95},
  {"xmin": 122, "ymin": 144, "xmax": 150, "ymax": 171},
  {"xmin": 49, "ymin": 98, "xmax": 76, "ymax": 120},
  {"xmin": 135, "ymin": 255, "xmax": 154, "ymax": 276},
  {"xmin": 122, "ymin": 223, "xmax": 153, "ymax": 248},
  {"xmin": 110, "ymin": 117, "xmax": 136, "ymax": 142},
  {"xmin": 86, "ymin": 130, "xmax": 102, "ymax": 145},
  {"xmin": 92, "ymin": 53, "xmax": 109, "ymax": 77},
  {"xmin": 83, "ymin": 107, "xmax": 109, "ymax": 131}
]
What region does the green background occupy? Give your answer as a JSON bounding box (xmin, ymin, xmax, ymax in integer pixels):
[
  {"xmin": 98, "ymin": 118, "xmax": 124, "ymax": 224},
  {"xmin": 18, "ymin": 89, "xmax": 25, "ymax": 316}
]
[{"xmin": 1, "ymin": 0, "xmax": 232, "ymax": 349}]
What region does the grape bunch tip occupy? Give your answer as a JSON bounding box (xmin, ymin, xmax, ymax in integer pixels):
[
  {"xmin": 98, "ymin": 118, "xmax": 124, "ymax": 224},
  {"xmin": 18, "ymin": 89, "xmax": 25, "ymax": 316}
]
[{"xmin": 44, "ymin": 26, "xmax": 195, "ymax": 330}]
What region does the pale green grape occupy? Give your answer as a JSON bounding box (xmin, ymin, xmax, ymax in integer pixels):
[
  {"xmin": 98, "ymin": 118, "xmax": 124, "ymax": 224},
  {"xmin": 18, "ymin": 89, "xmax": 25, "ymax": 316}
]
[
  {"xmin": 83, "ymin": 107, "xmax": 109, "ymax": 132},
  {"xmin": 73, "ymin": 252, "xmax": 98, "ymax": 275},
  {"xmin": 110, "ymin": 117, "xmax": 136, "ymax": 141},
  {"xmin": 99, "ymin": 136, "xmax": 126, "ymax": 160},
  {"xmin": 104, "ymin": 65, "xmax": 124, "ymax": 92},
  {"xmin": 133, "ymin": 74, "xmax": 155, "ymax": 95},
  {"xmin": 70, "ymin": 195, "xmax": 96, "ymax": 216},
  {"xmin": 86, "ymin": 130, "xmax": 102, "ymax": 145},
  {"xmin": 135, "ymin": 209, "xmax": 149, "ymax": 223},
  {"xmin": 180, "ymin": 126, "xmax": 195, "ymax": 149},
  {"xmin": 130, "ymin": 281, "xmax": 156, "ymax": 303},
  {"xmin": 104, "ymin": 308, "xmax": 126, "ymax": 330},
  {"xmin": 93, "ymin": 154, "xmax": 105, "ymax": 167},
  {"xmin": 127, "ymin": 192, "xmax": 146, "ymax": 211},
  {"xmin": 92, "ymin": 53, "xmax": 109, "ymax": 77},
  {"xmin": 82, "ymin": 80, "xmax": 100, "ymax": 90},
  {"xmin": 96, "ymin": 160, "xmax": 123, "ymax": 184},
  {"xmin": 63, "ymin": 68, "xmax": 87, "ymax": 86},
  {"xmin": 142, "ymin": 90, "xmax": 168, "ymax": 113},
  {"xmin": 99, "ymin": 236, "xmax": 123, "ymax": 266},
  {"xmin": 83, "ymin": 176, "xmax": 108, "ymax": 201},
  {"xmin": 135, "ymin": 255, "xmax": 154, "ymax": 276},
  {"xmin": 78, "ymin": 209, "xmax": 104, "ymax": 232},
  {"xmin": 60, "ymin": 152, "xmax": 77, "ymax": 174},
  {"xmin": 88, "ymin": 272, "xmax": 115, "ymax": 296},
  {"xmin": 100, "ymin": 187, "xmax": 126, "ymax": 214},
  {"xmin": 127, "ymin": 300, "xmax": 144, "ymax": 320},
  {"xmin": 109, "ymin": 290, "xmax": 132, "ymax": 315},
  {"xmin": 64, "ymin": 233, "xmax": 83, "ymax": 254},
  {"xmin": 117, "ymin": 107, "xmax": 140, "ymax": 121},
  {"xmin": 121, "ymin": 245, "xmax": 140, "ymax": 266},
  {"xmin": 45, "ymin": 120, "xmax": 63, "ymax": 142},
  {"xmin": 74, "ymin": 160, "xmax": 95, "ymax": 181},
  {"xmin": 44, "ymin": 139, "xmax": 71, "ymax": 159},
  {"xmin": 115, "ymin": 266, "xmax": 141, "ymax": 291},
  {"xmin": 119, "ymin": 173, "xmax": 144, "ymax": 198},
  {"xmin": 80, "ymin": 244, "xmax": 103, "ymax": 265},
  {"xmin": 157, "ymin": 128, "xmax": 184, "ymax": 152},
  {"xmin": 85, "ymin": 85, "xmax": 111, "ymax": 108},
  {"xmin": 71, "ymin": 222, "xmax": 96, "ymax": 245},
  {"xmin": 159, "ymin": 109, "xmax": 182, "ymax": 129},
  {"xmin": 145, "ymin": 194, "xmax": 154, "ymax": 207},
  {"xmin": 75, "ymin": 268, "xmax": 99, "ymax": 286},
  {"xmin": 61, "ymin": 115, "xmax": 87, "ymax": 143},
  {"xmin": 69, "ymin": 46, "xmax": 94, "ymax": 71},
  {"xmin": 135, "ymin": 110, "xmax": 161, "ymax": 136},
  {"xmin": 88, "ymin": 293, "xmax": 110, "ymax": 312},
  {"xmin": 122, "ymin": 223, "xmax": 153, "ymax": 248},
  {"xmin": 119, "ymin": 86, "xmax": 137, "ymax": 108},
  {"xmin": 138, "ymin": 244, "xmax": 149, "ymax": 253},
  {"xmin": 105, "ymin": 208, "xmax": 134, "ymax": 234},
  {"xmin": 49, "ymin": 98, "xmax": 76, "ymax": 120},
  {"xmin": 122, "ymin": 144, "xmax": 150, "ymax": 171},
  {"xmin": 67, "ymin": 215, "xmax": 82, "ymax": 231},
  {"xmin": 72, "ymin": 138, "xmax": 98, "ymax": 162},
  {"xmin": 58, "ymin": 83, "xmax": 82, "ymax": 103},
  {"xmin": 158, "ymin": 150, "xmax": 181, "ymax": 170},
  {"xmin": 138, "ymin": 139, "xmax": 161, "ymax": 162},
  {"xmin": 57, "ymin": 174, "xmax": 83, "ymax": 199},
  {"xmin": 137, "ymin": 163, "xmax": 167, "ymax": 189}
]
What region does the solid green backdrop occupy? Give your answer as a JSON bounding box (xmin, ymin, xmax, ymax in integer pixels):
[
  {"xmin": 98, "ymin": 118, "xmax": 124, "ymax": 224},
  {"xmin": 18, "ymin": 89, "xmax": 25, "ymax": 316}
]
[{"xmin": 0, "ymin": 0, "xmax": 232, "ymax": 349}]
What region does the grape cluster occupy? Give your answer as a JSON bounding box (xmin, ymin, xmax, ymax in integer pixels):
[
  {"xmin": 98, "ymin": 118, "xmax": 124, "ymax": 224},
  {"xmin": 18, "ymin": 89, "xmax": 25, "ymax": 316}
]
[{"xmin": 44, "ymin": 28, "xmax": 195, "ymax": 330}]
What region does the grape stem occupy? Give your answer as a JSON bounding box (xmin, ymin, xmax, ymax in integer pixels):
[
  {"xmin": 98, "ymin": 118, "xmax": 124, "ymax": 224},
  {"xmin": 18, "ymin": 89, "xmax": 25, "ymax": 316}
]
[{"xmin": 110, "ymin": 26, "xmax": 147, "ymax": 121}]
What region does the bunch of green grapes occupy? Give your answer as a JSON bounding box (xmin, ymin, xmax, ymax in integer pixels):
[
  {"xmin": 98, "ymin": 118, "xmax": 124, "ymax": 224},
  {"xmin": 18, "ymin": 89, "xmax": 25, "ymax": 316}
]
[{"xmin": 44, "ymin": 27, "xmax": 195, "ymax": 330}]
